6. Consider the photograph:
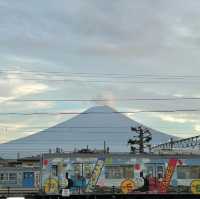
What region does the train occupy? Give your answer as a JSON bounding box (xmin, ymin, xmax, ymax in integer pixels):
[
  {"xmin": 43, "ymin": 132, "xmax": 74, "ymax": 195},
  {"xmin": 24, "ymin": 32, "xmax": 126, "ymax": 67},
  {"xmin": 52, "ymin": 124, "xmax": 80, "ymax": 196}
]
[{"xmin": 1, "ymin": 151, "xmax": 200, "ymax": 197}]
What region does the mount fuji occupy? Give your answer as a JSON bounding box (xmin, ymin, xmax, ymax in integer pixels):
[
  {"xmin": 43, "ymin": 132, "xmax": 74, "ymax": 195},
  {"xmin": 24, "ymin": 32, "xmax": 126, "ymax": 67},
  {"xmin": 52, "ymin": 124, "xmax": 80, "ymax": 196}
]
[{"xmin": 0, "ymin": 106, "xmax": 176, "ymax": 158}]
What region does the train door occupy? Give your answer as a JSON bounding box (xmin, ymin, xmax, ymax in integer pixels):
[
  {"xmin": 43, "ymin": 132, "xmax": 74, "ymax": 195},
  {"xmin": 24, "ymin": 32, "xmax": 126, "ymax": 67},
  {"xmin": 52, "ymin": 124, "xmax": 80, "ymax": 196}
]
[
  {"xmin": 145, "ymin": 163, "xmax": 165, "ymax": 191},
  {"xmin": 23, "ymin": 172, "xmax": 35, "ymax": 188},
  {"xmin": 145, "ymin": 163, "xmax": 164, "ymax": 179}
]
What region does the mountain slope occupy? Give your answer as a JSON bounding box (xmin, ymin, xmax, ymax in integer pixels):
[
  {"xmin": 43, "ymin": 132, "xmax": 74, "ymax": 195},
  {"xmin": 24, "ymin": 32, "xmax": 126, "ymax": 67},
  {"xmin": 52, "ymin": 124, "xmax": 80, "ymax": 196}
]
[{"xmin": 0, "ymin": 106, "xmax": 176, "ymax": 158}]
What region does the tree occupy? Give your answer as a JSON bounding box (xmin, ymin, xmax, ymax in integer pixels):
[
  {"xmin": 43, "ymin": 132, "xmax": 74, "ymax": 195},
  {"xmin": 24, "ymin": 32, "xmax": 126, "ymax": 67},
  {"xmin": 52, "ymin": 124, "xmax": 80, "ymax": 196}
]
[{"xmin": 128, "ymin": 126, "xmax": 152, "ymax": 154}]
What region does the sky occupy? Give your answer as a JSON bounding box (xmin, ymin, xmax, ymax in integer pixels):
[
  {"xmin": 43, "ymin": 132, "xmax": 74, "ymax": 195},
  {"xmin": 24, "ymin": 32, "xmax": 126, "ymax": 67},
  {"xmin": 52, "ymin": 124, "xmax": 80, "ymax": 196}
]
[{"xmin": 1, "ymin": 0, "xmax": 200, "ymax": 143}]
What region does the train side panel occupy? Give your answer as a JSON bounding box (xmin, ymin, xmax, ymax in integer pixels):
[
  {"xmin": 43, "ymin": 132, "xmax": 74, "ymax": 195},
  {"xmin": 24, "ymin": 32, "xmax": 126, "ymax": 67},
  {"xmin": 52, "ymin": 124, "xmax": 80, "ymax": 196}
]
[{"xmin": 41, "ymin": 154, "xmax": 200, "ymax": 195}]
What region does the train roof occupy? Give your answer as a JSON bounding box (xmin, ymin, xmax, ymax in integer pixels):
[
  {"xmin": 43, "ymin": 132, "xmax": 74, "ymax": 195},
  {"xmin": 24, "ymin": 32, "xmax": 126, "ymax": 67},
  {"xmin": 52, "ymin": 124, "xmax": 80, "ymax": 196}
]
[{"xmin": 42, "ymin": 152, "xmax": 200, "ymax": 159}]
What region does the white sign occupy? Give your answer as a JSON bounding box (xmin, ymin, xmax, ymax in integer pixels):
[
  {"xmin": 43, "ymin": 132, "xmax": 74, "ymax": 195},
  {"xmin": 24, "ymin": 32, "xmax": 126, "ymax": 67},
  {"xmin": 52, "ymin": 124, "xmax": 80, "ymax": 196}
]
[
  {"xmin": 7, "ymin": 198, "xmax": 25, "ymax": 199},
  {"xmin": 62, "ymin": 189, "xmax": 70, "ymax": 197}
]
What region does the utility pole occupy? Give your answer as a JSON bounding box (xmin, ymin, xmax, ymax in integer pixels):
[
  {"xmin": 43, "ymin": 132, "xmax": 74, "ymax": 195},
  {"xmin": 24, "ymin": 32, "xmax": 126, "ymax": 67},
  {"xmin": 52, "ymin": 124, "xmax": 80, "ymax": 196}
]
[
  {"xmin": 104, "ymin": 140, "xmax": 106, "ymax": 154},
  {"xmin": 169, "ymin": 138, "xmax": 174, "ymax": 150},
  {"xmin": 128, "ymin": 126, "xmax": 152, "ymax": 154}
]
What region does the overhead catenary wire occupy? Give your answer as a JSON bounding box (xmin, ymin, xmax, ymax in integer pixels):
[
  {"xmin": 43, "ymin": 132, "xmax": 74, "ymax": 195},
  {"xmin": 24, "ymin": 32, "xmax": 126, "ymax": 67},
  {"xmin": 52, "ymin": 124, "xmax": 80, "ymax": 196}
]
[
  {"xmin": 0, "ymin": 139, "xmax": 121, "ymax": 142},
  {"xmin": 5, "ymin": 97, "xmax": 200, "ymax": 102},
  {"xmin": 1, "ymin": 69, "xmax": 200, "ymax": 79},
  {"xmin": 0, "ymin": 125, "xmax": 194, "ymax": 130},
  {"xmin": 0, "ymin": 126, "xmax": 133, "ymax": 129},
  {"xmin": 0, "ymin": 126, "xmax": 186, "ymax": 135},
  {"xmin": 1, "ymin": 76, "xmax": 200, "ymax": 84},
  {"xmin": 1, "ymin": 71, "xmax": 185, "ymax": 79},
  {"xmin": 0, "ymin": 109, "xmax": 200, "ymax": 116},
  {"xmin": 1, "ymin": 69, "xmax": 200, "ymax": 84},
  {"xmin": 0, "ymin": 129, "xmax": 144, "ymax": 134}
]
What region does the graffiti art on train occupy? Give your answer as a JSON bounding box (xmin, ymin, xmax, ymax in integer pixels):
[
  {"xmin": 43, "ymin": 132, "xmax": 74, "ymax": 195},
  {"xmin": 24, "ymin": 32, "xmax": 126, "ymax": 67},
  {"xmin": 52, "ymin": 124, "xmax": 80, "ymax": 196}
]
[
  {"xmin": 191, "ymin": 179, "xmax": 200, "ymax": 194},
  {"xmin": 120, "ymin": 179, "xmax": 136, "ymax": 194},
  {"xmin": 44, "ymin": 178, "xmax": 59, "ymax": 193},
  {"xmin": 1, "ymin": 153, "xmax": 200, "ymax": 196}
]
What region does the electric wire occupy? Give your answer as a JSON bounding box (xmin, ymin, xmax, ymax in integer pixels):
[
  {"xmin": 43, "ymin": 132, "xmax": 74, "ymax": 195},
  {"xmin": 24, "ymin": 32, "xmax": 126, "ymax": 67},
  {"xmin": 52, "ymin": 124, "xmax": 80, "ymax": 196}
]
[
  {"xmin": 5, "ymin": 97, "xmax": 200, "ymax": 102},
  {"xmin": 1, "ymin": 69, "xmax": 200, "ymax": 84},
  {"xmin": 0, "ymin": 109, "xmax": 200, "ymax": 116}
]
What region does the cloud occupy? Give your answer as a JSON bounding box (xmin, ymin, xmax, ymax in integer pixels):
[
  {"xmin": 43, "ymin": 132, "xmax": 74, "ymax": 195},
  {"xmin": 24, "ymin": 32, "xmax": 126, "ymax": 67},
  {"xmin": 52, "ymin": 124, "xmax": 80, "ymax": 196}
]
[
  {"xmin": 29, "ymin": 101, "xmax": 54, "ymax": 109},
  {"xmin": 0, "ymin": 72, "xmax": 49, "ymax": 102},
  {"xmin": 13, "ymin": 83, "xmax": 48, "ymax": 96},
  {"xmin": 152, "ymin": 113, "xmax": 199, "ymax": 124},
  {"xmin": 0, "ymin": 72, "xmax": 55, "ymax": 142},
  {"xmin": 94, "ymin": 92, "xmax": 116, "ymax": 107},
  {"xmin": 194, "ymin": 125, "xmax": 200, "ymax": 132},
  {"xmin": 1, "ymin": 0, "xmax": 200, "ymax": 142},
  {"xmin": 0, "ymin": 121, "xmax": 29, "ymax": 143}
]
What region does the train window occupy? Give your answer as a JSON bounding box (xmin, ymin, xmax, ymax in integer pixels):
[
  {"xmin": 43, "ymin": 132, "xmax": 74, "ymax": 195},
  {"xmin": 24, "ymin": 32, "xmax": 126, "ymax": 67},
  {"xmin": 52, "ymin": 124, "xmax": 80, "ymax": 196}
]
[
  {"xmin": 144, "ymin": 163, "xmax": 164, "ymax": 179},
  {"xmin": 0, "ymin": 173, "xmax": 4, "ymax": 181},
  {"xmin": 0, "ymin": 172, "xmax": 17, "ymax": 184},
  {"xmin": 9, "ymin": 173, "xmax": 17, "ymax": 184},
  {"xmin": 105, "ymin": 166, "xmax": 123, "ymax": 179},
  {"xmin": 157, "ymin": 165, "xmax": 164, "ymax": 179},
  {"xmin": 105, "ymin": 165, "xmax": 134, "ymax": 179},
  {"xmin": 0, "ymin": 173, "xmax": 8, "ymax": 181},
  {"xmin": 123, "ymin": 166, "xmax": 134, "ymax": 178},
  {"xmin": 145, "ymin": 165, "xmax": 154, "ymax": 177},
  {"xmin": 51, "ymin": 165, "xmax": 58, "ymax": 176},
  {"xmin": 177, "ymin": 166, "xmax": 200, "ymax": 179}
]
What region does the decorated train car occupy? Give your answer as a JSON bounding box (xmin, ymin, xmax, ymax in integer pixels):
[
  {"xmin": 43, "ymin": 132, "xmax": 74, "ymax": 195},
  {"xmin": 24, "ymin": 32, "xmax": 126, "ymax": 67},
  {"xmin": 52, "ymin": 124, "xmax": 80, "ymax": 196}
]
[
  {"xmin": 41, "ymin": 152, "xmax": 200, "ymax": 196},
  {"xmin": 1, "ymin": 152, "xmax": 200, "ymax": 197},
  {"xmin": 0, "ymin": 157, "xmax": 40, "ymax": 196}
]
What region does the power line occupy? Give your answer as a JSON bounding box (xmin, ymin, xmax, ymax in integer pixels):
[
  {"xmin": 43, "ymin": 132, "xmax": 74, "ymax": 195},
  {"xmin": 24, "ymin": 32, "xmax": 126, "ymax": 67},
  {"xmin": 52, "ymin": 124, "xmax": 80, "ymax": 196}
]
[
  {"xmin": 1, "ymin": 69, "xmax": 200, "ymax": 79},
  {"xmin": 5, "ymin": 97, "xmax": 200, "ymax": 102},
  {"xmin": 1, "ymin": 70, "xmax": 200, "ymax": 85},
  {"xmin": 0, "ymin": 126, "xmax": 130, "ymax": 129},
  {"xmin": 0, "ymin": 126, "xmax": 185, "ymax": 133},
  {"xmin": 1, "ymin": 131, "xmax": 134, "ymax": 135},
  {"xmin": 0, "ymin": 139, "xmax": 120, "ymax": 142},
  {"xmin": 0, "ymin": 109, "xmax": 200, "ymax": 116},
  {"xmin": 1, "ymin": 71, "xmax": 172, "ymax": 79},
  {"xmin": 1, "ymin": 76, "xmax": 200, "ymax": 84},
  {"xmin": 0, "ymin": 139, "xmax": 127, "ymax": 143}
]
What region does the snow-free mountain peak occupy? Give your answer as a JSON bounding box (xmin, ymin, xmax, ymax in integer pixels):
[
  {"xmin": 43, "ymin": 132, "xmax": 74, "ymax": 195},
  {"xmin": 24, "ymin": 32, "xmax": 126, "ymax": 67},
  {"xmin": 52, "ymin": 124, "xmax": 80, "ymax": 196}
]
[{"xmin": 0, "ymin": 105, "xmax": 176, "ymax": 158}]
